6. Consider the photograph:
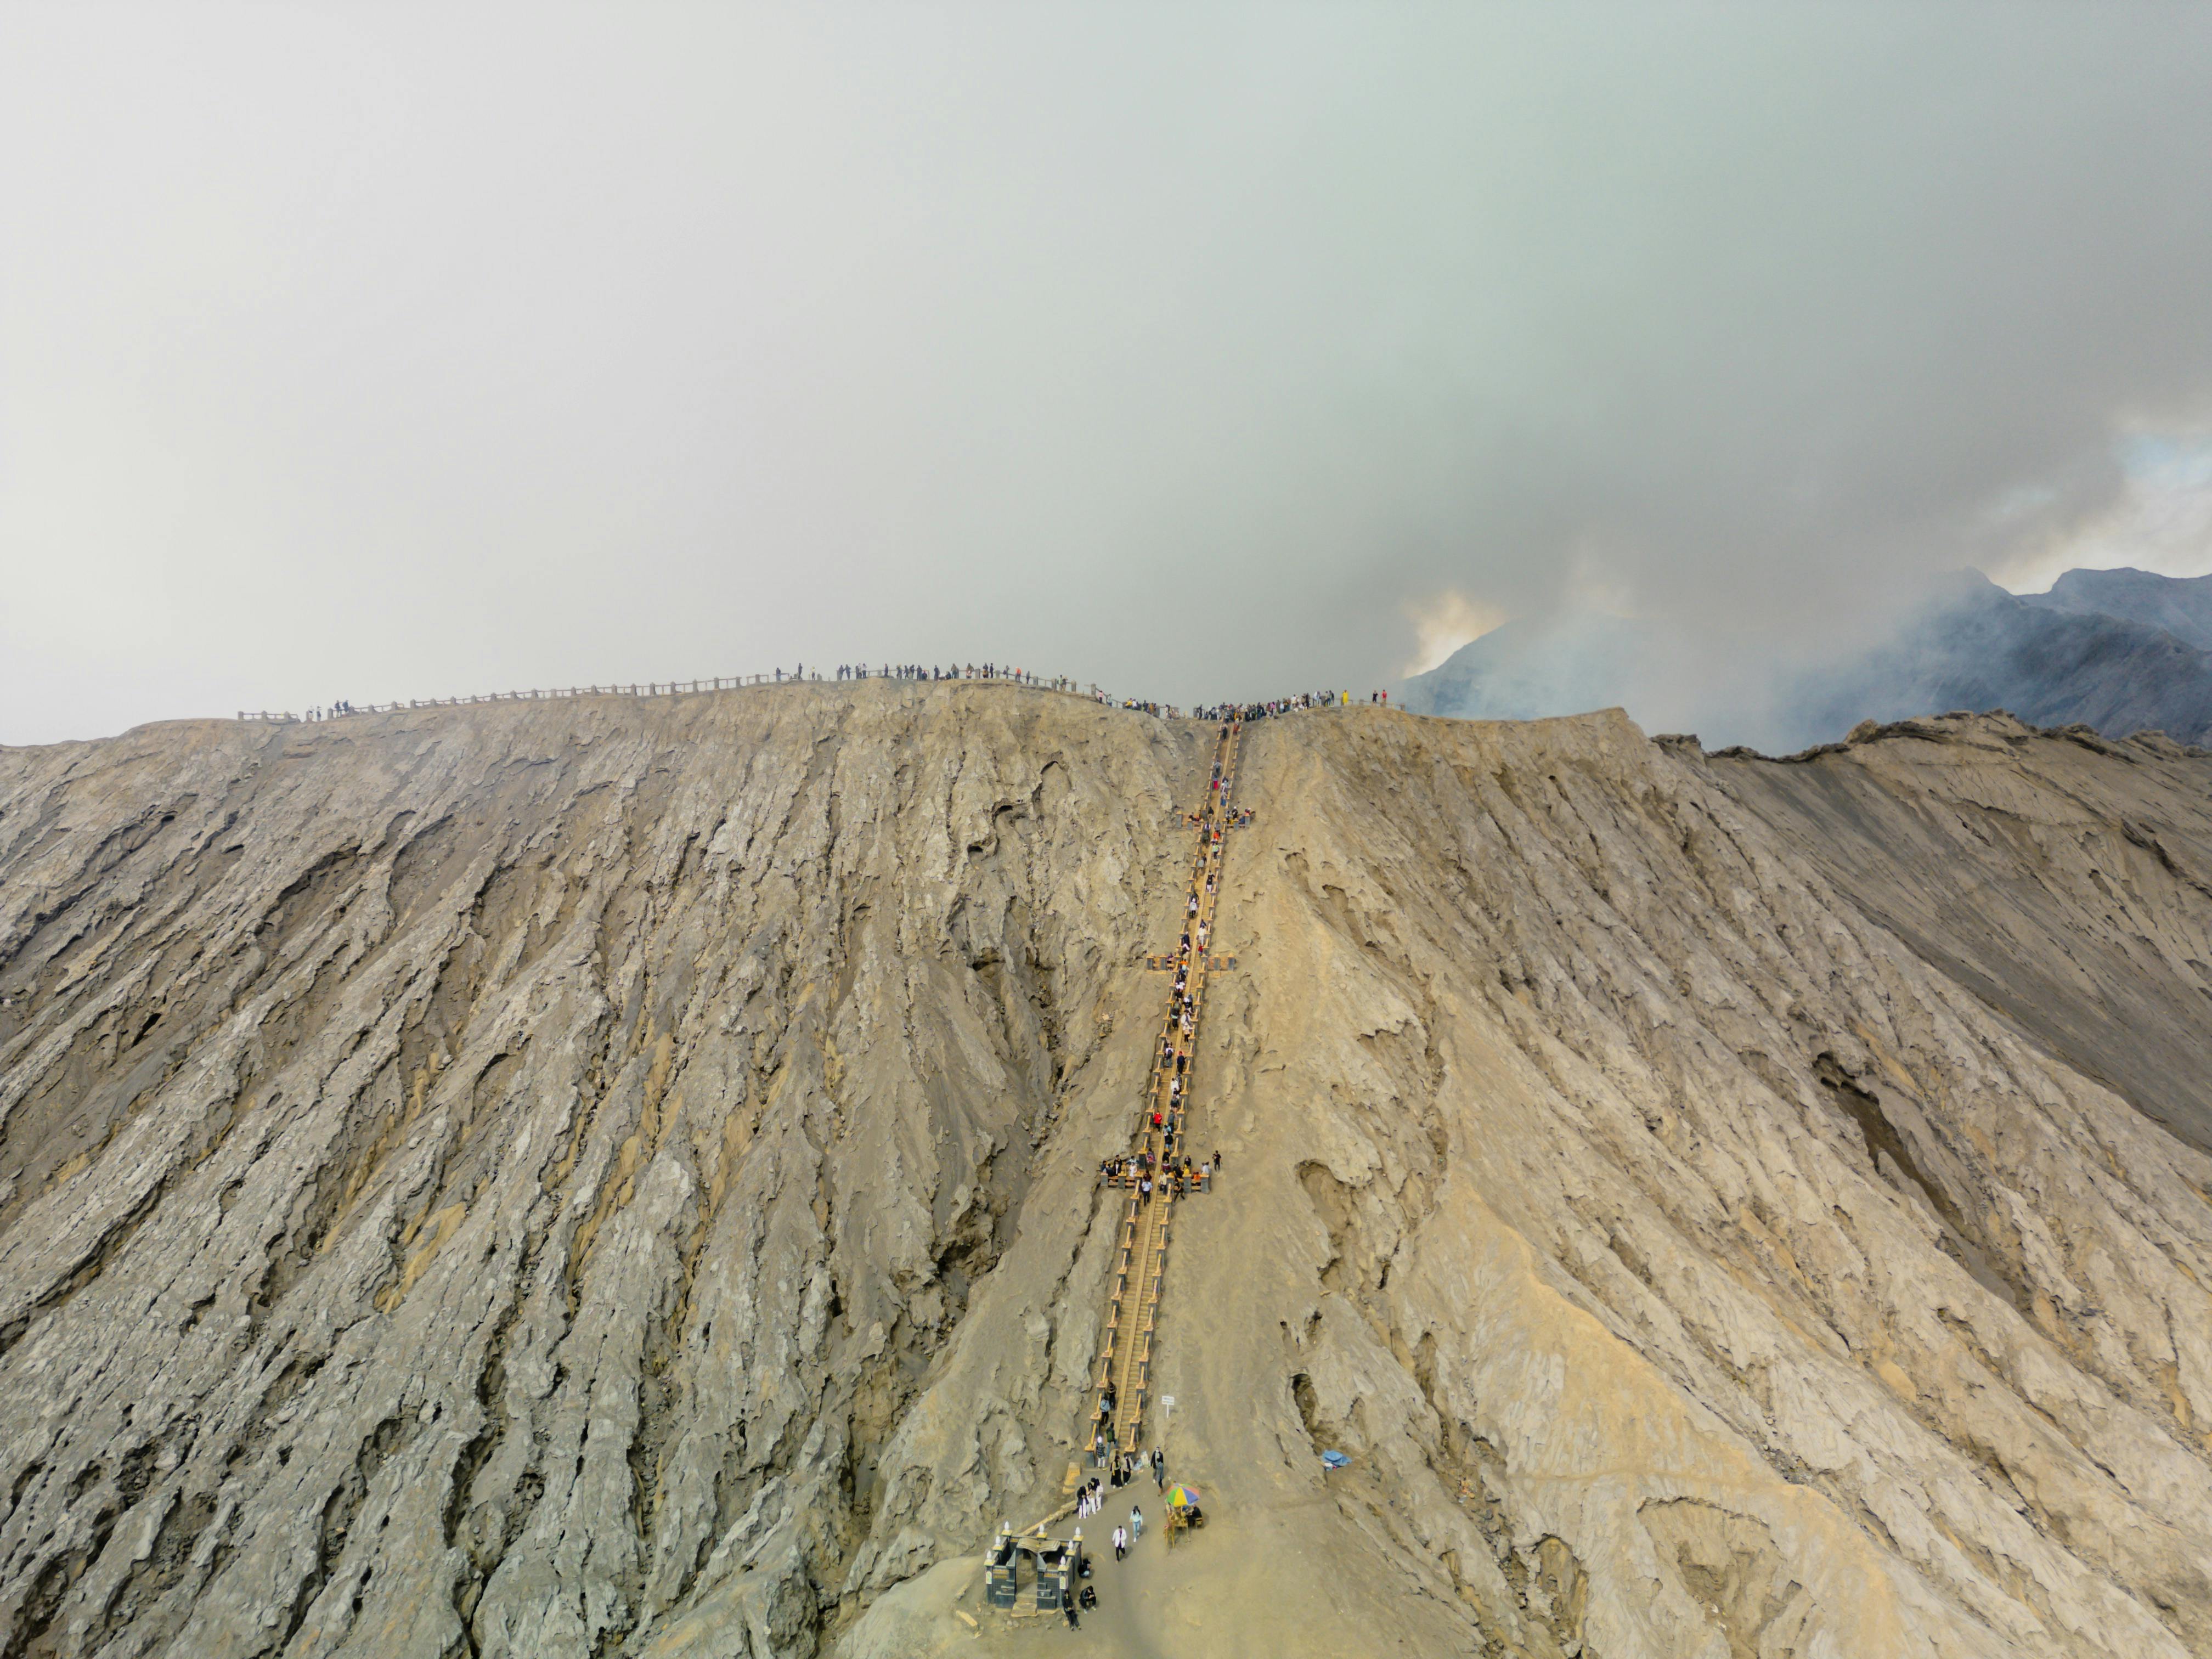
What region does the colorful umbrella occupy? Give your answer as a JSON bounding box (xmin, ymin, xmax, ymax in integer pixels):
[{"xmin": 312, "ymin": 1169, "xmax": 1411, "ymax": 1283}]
[{"xmin": 1165, "ymin": 1485, "xmax": 1201, "ymax": 1507}]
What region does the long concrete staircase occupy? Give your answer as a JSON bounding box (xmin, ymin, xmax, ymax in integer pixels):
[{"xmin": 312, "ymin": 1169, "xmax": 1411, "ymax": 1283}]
[{"xmin": 1086, "ymin": 718, "xmax": 1243, "ymax": 1458}]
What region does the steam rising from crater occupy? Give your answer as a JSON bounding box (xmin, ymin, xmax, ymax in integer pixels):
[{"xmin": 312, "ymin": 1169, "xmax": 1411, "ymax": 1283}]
[{"xmin": 3, "ymin": 6, "xmax": 2211, "ymax": 742}]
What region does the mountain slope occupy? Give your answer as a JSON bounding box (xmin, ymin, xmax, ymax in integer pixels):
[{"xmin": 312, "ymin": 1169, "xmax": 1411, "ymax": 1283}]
[
  {"xmin": 1711, "ymin": 710, "xmax": 2212, "ymax": 1155},
  {"xmin": 1140, "ymin": 706, "xmax": 2212, "ymax": 1659},
  {"xmin": 1782, "ymin": 573, "xmax": 2212, "ymax": 746},
  {"xmin": 2024, "ymin": 567, "xmax": 2212, "ymax": 653},
  {"xmin": 1402, "ymin": 569, "xmax": 2212, "ymax": 750},
  {"xmin": 0, "ymin": 686, "xmax": 1203, "ymax": 1659},
  {"xmin": 4, "ymin": 692, "xmax": 2211, "ymax": 1659}
]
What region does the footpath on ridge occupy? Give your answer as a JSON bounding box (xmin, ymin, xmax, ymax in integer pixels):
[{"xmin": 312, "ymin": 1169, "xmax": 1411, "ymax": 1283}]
[{"xmin": 1085, "ymin": 717, "xmax": 1244, "ymax": 1465}]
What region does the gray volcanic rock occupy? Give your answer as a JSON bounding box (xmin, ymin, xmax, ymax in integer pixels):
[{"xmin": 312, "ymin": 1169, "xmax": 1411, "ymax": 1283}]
[
  {"xmin": 4, "ymin": 690, "xmax": 2212, "ymax": 1658},
  {"xmin": 2025, "ymin": 566, "xmax": 2212, "ymax": 652},
  {"xmin": 0, "ymin": 685, "xmax": 1204, "ymax": 1659},
  {"xmin": 1782, "ymin": 572, "xmax": 2212, "ymax": 746}
]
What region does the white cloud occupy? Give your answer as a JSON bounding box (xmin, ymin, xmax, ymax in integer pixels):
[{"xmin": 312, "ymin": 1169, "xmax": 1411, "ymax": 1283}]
[
  {"xmin": 1402, "ymin": 590, "xmax": 1506, "ymax": 675},
  {"xmin": 1989, "ymin": 433, "xmax": 2212, "ymax": 594}
]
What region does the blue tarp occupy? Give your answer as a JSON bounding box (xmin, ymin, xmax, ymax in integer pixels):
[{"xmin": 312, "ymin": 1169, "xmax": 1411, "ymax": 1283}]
[{"xmin": 1320, "ymin": 1450, "xmax": 1351, "ymax": 1469}]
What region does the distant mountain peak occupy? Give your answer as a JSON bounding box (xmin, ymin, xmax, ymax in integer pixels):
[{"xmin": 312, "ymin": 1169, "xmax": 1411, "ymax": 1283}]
[
  {"xmin": 1403, "ymin": 565, "xmax": 2212, "ymax": 751},
  {"xmin": 2026, "ymin": 565, "xmax": 2212, "ymax": 652}
]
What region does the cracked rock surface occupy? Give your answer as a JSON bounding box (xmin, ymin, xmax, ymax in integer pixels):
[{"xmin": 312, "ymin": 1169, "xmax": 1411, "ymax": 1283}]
[
  {"xmin": 0, "ymin": 685, "xmax": 1200, "ymax": 1659},
  {"xmin": 4, "ymin": 691, "xmax": 2211, "ymax": 1658}
]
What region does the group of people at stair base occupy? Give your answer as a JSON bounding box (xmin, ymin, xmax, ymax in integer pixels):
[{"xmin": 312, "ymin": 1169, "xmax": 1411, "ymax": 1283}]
[
  {"xmin": 1099, "ymin": 1445, "xmax": 1163, "ymax": 1491},
  {"xmin": 1078, "ymin": 1452, "xmax": 1157, "ymax": 1513},
  {"xmin": 1099, "ymin": 1451, "xmax": 1169, "ymax": 1565}
]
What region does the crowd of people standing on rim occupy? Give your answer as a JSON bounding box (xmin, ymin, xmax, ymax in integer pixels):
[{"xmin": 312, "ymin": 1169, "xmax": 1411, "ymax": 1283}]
[
  {"xmin": 1192, "ymin": 687, "xmax": 1397, "ymax": 721},
  {"xmin": 830, "ymin": 661, "xmax": 1081, "ymax": 690},
  {"xmin": 287, "ymin": 676, "xmax": 1392, "ymax": 728},
  {"xmin": 830, "ymin": 663, "xmax": 1392, "ymax": 720},
  {"xmin": 833, "ymin": 663, "xmax": 1367, "ymax": 720}
]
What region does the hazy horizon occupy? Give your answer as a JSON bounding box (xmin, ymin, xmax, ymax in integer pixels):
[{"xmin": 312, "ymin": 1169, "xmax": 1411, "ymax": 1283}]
[{"xmin": 7, "ymin": 5, "xmax": 2212, "ymax": 744}]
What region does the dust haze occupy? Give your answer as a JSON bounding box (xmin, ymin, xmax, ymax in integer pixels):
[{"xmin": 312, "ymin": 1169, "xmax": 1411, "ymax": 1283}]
[{"xmin": 5, "ymin": 5, "xmax": 2211, "ymax": 743}]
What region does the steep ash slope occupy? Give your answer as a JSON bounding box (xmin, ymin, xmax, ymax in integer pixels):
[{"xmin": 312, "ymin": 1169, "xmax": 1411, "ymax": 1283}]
[
  {"xmin": 1135, "ymin": 709, "xmax": 2212, "ymax": 1659},
  {"xmin": 0, "ymin": 685, "xmax": 1203, "ymax": 1659},
  {"xmin": 1710, "ymin": 713, "xmax": 2212, "ymax": 1154}
]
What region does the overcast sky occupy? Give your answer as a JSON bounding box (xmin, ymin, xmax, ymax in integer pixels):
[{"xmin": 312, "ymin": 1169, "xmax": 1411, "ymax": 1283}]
[{"xmin": 5, "ymin": 4, "xmax": 2211, "ymax": 743}]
